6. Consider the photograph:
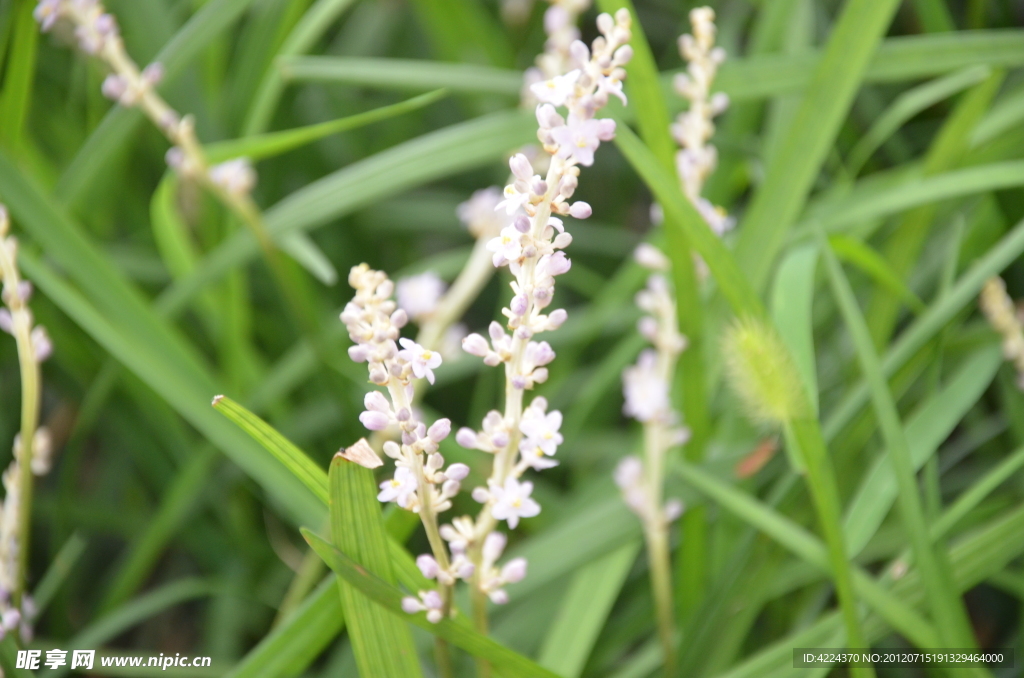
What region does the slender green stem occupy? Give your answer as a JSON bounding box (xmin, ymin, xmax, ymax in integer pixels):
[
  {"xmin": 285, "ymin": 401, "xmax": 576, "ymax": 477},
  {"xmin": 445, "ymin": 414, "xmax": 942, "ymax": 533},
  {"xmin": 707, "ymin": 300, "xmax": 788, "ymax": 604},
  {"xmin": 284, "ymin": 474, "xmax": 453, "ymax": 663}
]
[
  {"xmin": 818, "ymin": 229, "xmax": 976, "ymax": 648},
  {"xmin": 470, "ymin": 581, "xmax": 491, "ymax": 678},
  {"xmin": 12, "ymin": 316, "xmax": 39, "ymax": 609},
  {"xmin": 787, "ymin": 419, "xmax": 875, "ymax": 678},
  {"xmin": 645, "ymin": 524, "xmax": 676, "ymax": 676}
]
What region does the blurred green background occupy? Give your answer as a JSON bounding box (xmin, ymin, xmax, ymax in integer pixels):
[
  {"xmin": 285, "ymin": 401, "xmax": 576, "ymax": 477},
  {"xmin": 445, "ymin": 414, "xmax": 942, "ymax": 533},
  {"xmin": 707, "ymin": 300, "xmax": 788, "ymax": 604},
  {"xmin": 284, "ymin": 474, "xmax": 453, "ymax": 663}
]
[{"xmin": 4, "ymin": 0, "xmax": 1024, "ymax": 676}]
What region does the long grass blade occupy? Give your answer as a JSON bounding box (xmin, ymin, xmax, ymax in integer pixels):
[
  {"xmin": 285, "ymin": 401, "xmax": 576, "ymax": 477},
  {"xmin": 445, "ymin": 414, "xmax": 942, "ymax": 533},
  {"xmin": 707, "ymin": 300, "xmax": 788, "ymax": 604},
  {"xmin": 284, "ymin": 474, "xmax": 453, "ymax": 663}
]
[
  {"xmin": 818, "ymin": 229, "xmax": 975, "ymax": 647},
  {"xmin": 327, "ymin": 455, "xmax": 423, "ymax": 677},
  {"xmin": 302, "ymin": 529, "xmax": 563, "ymax": 678},
  {"xmin": 733, "ymin": 0, "xmax": 901, "ymax": 292}
]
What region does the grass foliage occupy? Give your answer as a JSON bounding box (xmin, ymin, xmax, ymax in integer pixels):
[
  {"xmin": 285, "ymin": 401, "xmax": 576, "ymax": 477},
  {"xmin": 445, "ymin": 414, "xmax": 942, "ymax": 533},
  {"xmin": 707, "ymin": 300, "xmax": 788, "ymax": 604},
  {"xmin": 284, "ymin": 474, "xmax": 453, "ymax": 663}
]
[{"xmin": 3, "ymin": 0, "xmax": 1024, "ymax": 676}]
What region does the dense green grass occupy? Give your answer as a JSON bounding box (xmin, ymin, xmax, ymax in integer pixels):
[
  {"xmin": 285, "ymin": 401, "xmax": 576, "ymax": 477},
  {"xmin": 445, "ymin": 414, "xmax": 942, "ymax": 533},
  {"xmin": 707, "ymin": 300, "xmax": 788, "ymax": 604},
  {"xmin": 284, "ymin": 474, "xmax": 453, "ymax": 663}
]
[{"xmin": 3, "ymin": 0, "xmax": 1024, "ymax": 676}]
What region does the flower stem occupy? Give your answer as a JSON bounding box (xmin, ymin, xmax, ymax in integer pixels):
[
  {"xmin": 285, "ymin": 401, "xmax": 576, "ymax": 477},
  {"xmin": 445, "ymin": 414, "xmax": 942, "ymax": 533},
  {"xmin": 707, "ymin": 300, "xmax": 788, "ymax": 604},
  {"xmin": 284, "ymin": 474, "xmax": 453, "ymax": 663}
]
[{"xmin": 470, "ymin": 580, "xmax": 492, "ymax": 678}]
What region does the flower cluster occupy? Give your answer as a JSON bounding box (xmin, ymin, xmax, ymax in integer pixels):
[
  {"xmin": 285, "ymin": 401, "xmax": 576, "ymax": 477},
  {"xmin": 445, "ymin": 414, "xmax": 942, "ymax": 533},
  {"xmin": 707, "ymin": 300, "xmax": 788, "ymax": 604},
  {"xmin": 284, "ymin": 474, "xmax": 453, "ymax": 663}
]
[
  {"xmin": 980, "ymin": 277, "xmax": 1024, "ymax": 389},
  {"xmin": 397, "ymin": 272, "xmax": 448, "ymax": 323},
  {"xmin": 615, "ymin": 244, "xmax": 688, "ymax": 525},
  {"xmin": 35, "ymin": 0, "xmax": 258, "ymax": 200},
  {"xmin": 672, "ymin": 7, "xmax": 732, "ymax": 236},
  {"xmin": 343, "ymin": 264, "xmax": 479, "ymax": 620},
  {"xmin": 441, "ymin": 10, "xmax": 631, "ymax": 613},
  {"xmin": 0, "ymin": 206, "xmax": 52, "ymax": 642},
  {"xmin": 522, "ymin": 0, "xmax": 593, "ymax": 102}
]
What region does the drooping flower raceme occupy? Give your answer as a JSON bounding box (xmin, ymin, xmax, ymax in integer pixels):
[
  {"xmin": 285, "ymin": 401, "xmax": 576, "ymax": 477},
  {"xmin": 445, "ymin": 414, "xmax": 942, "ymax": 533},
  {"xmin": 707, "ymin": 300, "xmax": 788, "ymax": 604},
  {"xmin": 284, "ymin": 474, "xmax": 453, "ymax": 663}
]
[
  {"xmin": 0, "ymin": 206, "xmax": 52, "ymax": 642},
  {"xmin": 980, "ymin": 277, "xmax": 1024, "ymax": 389},
  {"xmin": 673, "ymin": 6, "xmax": 733, "ymax": 236},
  {"xmin": 449, "ymin": 10, "xmax": 632, "ymax": 617}
]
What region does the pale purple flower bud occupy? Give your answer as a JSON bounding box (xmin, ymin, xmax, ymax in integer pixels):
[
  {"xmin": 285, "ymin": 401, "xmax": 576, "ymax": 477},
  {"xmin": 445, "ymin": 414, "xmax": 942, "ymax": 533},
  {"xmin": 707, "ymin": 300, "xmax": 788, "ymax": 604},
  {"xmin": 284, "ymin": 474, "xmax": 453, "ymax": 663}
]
[
  {"xmin": 489, "ymin": 589, "xmax": 509, "ymax": 605},
  {"xmin": 455, "ymin": 561, "xmax": 475, "ymax": 578},
  {"xmin": 417, "ymin": 555, "xmax": 440, "ymax": 579},
  {"xmin": 510, "ymin": 294, "xmax": 528, "ymax": 316},
  {"xmin": 512, "ymin": 376, "xmax": 527, "ymax": 390},
  {"xmin": 536, "ymin": 104, "xmax": 564, "ymax": 130},
  {"xmin": 548, "ymin": 309, "xmax": 568, "ymax": 328},
  {"xmin": 427, "ymin": 609, "xmax": 443, "ymax": 623},
  {"xmin": 1, "ymin": 609, "xmax": 20, "ymax": 632},
  {"xmin": 359, "ymin": 411, "xmax": 390, "ymax": 431},
  {"xmin": 483, "ymin": 532, "xmax": 507, "ymax": 561},
  {"xmin": 613, "ymin": 44, "xmax": 634, "ymax": 66},
  {"xmin": 569, "ymin": 40, "xmax": 590, "ymax": 67},
  {"xmin": 532, "ymin": 342, "xmax": 556, "ymax": 365},
  {"xmin": 532, "ymin": 368, "xmax": 549, "ymax": 383},
  {"xmin": 501, "ymin": 557, "xmax": 528, "ymax": 583},
  {"xmin": 638, "ymin": 316, "xmax": 659, "ymax": 342},
  {"xmin": 547, "ymin": 251, "xmax": 572, "ymax": 276},
  {"xmin": 472, "ymin": 487, "xmax": 490, "ymax": 503},
  {"xmin": 396, "ymin": 408, "xmax": 411, "ymax": 421},
  {"xmin": 402, "ymin": 597, "xmax": 424, "ymax": 614},
  {"xmin": 427, "ymin": 453, "xmax": 445, "ymax": 470},
  {"xmin": 488, "ymin": 321, "xmax": 506, "ymax": 342},
  {"xmin": 596, "ymin": 119, "xmax": 617, "ymax": 141},
  {"xmin": 553, "ymin": 232, "xmax": 573, "ymax": 249},
  {"xmin": 445, "ymin": 463, "xmax": 470, "ymax": 481},
  {"xmin": 422, "ymin": 590, "xmax": 443, "ymax": 610},
  {"xmin": 428, "ymin": 418, "xmax": 452, "ymax": 443},
  {"xmin": 364, "ymin": 391, "xmax": 390, "ymax": 412},
  {"xmin": 531, "ymin": 178, "xmax": 547, "ymax": 196},
  {"xmin": 0, "ymin": 310, "xmax": 12, "ymax": 335},
  {"xmin": 95, "ymin": 13, "xmax": 117, "ymax": 37},
  {"xmin": 141, "ymin": 63, "xmax": 164, "ymax": 86},
  {"xmin": 596, "ymin": 11, "xmax": 614, "ymax": 34},
  {"xmin": 101, "ymin": 74, "xmax": 127, "ymax": 102},
  {"xmin": 442, "ymin": 479, "xmax": 461, "ymax": 496},
  {"xmin": 664, "ymin": 499, "xmax": 684, "ymax": 522},
  {"xmin": 513, "ymin": 215, "xmax": 530, "ymax": 233},
  {"xmin": 711, "ymin": 92, "xmax": 730, "ymax": 116},
  {"xmin": 165, "ymin": 147, "xmax": 185, "ymax": 170},
  {"xmin": 456, "ymin": 428, "xmax": 478, "ymax": 448},
  {"xmin": 462, "ymin": 333, "xmax": 490, "ymax": 357},
  {"xmin": 569, "ymin": 201, "xmax": 592, "ymax": 219},
  {"xmin": 383, "ymin": 441, "xmax": 402, "ymax": 459},
  {"xmin": 390, "ymin": 308, "xmax": 408, "ymax": 328},
  {"xmin": 491, "ymin": 432, "xmax": 509, "ymax": 449},
  {"xmin": 509, "ymin": 154, "xmax": 533, "ymax": 181},
  {"xmin": 369, "ymin": 368, "xmax": 388, "ymax": 384},
  {"xmin": 16, "ymin": 281, "xmax": 31, "ymax": 303}
]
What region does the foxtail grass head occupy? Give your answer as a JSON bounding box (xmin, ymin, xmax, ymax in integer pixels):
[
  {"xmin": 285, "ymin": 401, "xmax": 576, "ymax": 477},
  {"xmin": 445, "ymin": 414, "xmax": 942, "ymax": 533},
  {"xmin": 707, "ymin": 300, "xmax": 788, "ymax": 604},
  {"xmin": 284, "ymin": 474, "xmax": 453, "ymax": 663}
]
[{"xmin": 722, "ymin": 315, "xmax": 808, "ymax": 426}]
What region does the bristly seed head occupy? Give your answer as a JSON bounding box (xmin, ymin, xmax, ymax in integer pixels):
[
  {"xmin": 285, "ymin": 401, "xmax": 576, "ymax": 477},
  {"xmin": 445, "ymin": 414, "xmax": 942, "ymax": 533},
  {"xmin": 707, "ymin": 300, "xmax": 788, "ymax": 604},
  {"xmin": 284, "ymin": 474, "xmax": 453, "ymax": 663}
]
[{"xmin": 722, "ymin": 315, "xmax": 808, "ymax": 426}]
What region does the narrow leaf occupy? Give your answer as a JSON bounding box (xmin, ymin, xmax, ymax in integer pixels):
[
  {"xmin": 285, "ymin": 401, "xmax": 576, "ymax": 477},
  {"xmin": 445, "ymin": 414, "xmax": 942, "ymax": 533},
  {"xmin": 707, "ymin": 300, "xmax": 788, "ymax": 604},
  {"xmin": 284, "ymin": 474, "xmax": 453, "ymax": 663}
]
[
  {"xmin": 212, "ymin": 395, "xmax": 328, "ymax": 505},
  {"xmin": 328, "ymin": 455, "xmax": 422, "ymax": 678},
  {"xmin": 302, "ymin": 529, "xmax": 564, "ymax": 678}
]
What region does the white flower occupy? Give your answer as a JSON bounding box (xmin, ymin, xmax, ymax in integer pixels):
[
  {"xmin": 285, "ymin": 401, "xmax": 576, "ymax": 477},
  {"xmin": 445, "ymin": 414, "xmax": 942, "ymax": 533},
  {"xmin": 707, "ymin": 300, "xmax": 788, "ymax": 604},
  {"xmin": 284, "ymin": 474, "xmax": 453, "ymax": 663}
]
[
  {"xmin": 519, "ymin": 408, "xmax": 563, "ymax": 457},
  {"xmin": 209, "ymin": 158, "xmax": 256, "ymax": 197},
  {"xmin": 458, "ymin": 187, "xmax": 508, "ymax": 238},
  {"xmin": 530, "ymin": 69, "xmax": 580, "ymax": 106},
  {"xmin": 397, "ymin": 271, "xmax": 447, "ymax": 321},
  {"xmin": 377, "ymin": 467, "xmax": 418, "ymax": 509},
  {"xmin": 551, "ymin": 115, "xmax": 614, "ymax": 166},
  {"xmin": 634, "ymin": 243, "xmax": 670, "ymax": 271},
  {"xmin": 398, "ymin": 338, "xmax": 443, "ymax": 384},
  {"xmin": 489, "ymin": 477, "xmax": 541, "ymax": 529},
  {"xmin": 486, "ymin": 225, "xmax": 524, "ymax": 267},
  {"xmin": 622, "ymin": 350, "xmax": 670, "ymax": 422},
  {"xmin": 495, "ymin": 184, "xmax": 530, "ymax": 215}
]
